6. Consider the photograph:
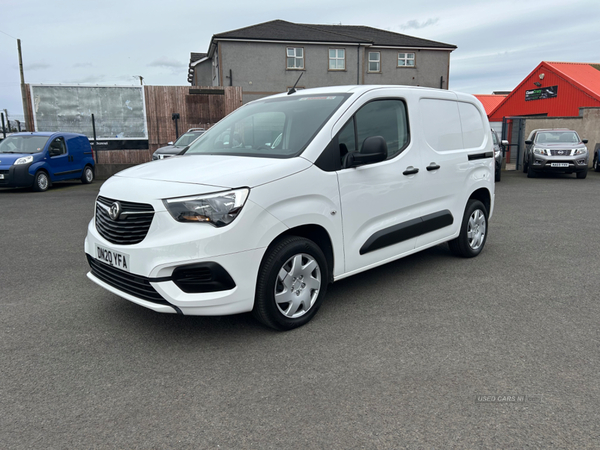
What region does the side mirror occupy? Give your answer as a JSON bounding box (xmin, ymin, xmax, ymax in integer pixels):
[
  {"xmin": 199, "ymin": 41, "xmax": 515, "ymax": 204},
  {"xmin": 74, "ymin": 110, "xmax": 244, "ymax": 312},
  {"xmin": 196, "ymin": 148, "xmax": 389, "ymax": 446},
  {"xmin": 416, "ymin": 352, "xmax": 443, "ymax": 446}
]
[
  {"xmin": 168, "ymin": 141, "xmax": 174, "ymax": 145},
  {"xmin": 582, "ymin": 139, "xmax": 588, "ymax": 144},
  {"xmin": 525, "ymin": 140, "xmax": 533, "ymax": 145},
  {"xmin": 343, "ymin": 136, "xmax": 387, "ymax": 168},
  {"xmin": 501, "ymin": 140, "xmax": 509, "ymax": 146}
]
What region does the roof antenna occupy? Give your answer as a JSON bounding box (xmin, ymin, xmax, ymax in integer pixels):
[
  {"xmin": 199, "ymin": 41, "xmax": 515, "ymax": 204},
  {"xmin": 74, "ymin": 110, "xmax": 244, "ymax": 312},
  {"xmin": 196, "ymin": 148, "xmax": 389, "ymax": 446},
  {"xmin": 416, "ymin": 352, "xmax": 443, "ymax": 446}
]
[{"xmin": 287, "ymin": 72, "xmax": 303, "ymax": 95}]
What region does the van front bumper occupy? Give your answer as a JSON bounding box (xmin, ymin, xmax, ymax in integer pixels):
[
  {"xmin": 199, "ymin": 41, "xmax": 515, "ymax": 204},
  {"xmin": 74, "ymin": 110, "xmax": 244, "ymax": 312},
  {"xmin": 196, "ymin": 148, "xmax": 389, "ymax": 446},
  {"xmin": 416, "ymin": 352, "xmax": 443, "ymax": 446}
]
[
  {"xmin": 0, "ymin": 164, "xmax": 34, "ymax": 188},
  {"xmin": 84, "ymin": 202, "xmax": 285, "ymax": 316}
]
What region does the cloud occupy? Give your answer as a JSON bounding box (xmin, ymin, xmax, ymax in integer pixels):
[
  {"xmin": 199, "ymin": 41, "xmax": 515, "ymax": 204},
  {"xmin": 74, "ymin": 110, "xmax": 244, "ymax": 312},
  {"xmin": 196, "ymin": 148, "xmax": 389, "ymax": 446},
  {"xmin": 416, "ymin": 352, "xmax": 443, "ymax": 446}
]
[
  {"xmin": 64, "ymin": 74, "xmax": 108, "ymax": 84},
  {"xmin": 25, "ymin": 63, "xmax": 51, "ymax": 71},
  {"xmin": 73, "ymin": 62, "xmax": 94, "ymax": 68},
  {"xmin": 400, "ymin": 18, "xmax": 439, "ymax": 30},
  {"xmin": 147, "ymin": 57, "xmax": 186, "ymax": 69}
]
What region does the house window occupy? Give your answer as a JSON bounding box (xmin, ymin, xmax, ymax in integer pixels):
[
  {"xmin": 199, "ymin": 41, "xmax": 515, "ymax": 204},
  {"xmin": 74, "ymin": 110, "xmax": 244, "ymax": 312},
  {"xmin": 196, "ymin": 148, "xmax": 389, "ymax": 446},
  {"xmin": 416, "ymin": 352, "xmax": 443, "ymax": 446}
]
[
  {"xmin": 329, "ymin": 49, "xmax": 345, "ymax": 70},
  {"xmin": 368, "ymin": 52, "xmax": 380, "ymax": 72},
  {"xmin": 398, "ymin": 52, "xmax": 415, "ymax": 67},
  {"xmin": 287, "ymin": 48, "xmax": 304, "ymax": 69}
]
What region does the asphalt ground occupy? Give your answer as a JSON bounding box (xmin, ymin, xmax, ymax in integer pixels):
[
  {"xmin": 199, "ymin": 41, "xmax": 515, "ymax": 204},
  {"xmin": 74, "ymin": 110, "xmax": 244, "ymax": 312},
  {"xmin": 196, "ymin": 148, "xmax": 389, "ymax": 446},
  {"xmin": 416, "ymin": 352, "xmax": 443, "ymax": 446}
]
[{"xmin": 1, "ymin": 170, "xmax": 600, "ymax": 449}]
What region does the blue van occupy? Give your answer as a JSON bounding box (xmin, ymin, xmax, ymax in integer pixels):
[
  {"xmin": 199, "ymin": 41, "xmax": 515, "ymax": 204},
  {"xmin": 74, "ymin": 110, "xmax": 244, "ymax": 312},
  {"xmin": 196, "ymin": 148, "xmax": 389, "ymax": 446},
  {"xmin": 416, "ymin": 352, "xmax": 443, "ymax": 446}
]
[{"xmin": 0, "ymin": 132, "xmax": 95, "ymax": 191}]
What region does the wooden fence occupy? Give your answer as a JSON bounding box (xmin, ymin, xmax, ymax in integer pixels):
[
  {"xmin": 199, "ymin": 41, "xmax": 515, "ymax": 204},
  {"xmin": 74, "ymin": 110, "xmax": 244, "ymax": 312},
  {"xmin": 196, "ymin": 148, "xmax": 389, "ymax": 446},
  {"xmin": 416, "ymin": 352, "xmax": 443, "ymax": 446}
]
[
  {"xmin": 24, "ymin": 84, "xmax": 243, "ymax": 165},
  {"xmin": 98, "ymin": 85, "xmax": 243, "ymax": 164}
]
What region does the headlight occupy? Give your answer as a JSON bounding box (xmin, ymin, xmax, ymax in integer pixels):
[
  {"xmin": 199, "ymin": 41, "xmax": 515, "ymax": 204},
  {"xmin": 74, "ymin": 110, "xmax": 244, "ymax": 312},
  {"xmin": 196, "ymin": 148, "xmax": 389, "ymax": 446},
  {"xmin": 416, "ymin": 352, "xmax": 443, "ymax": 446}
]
[
  {"xmin": 533, "ymin": 148, "xmax": 546, "ymax": 155},
  {"xmin": 14, "ymin": 155, "xmax": 33, "ymax": 165},
  {"xmin": 163, "ymin": 188, "xmax": 250, "ymax": 227},
  {"xmin": 494, "ymin": 150, "xmax": 501, "ymax": 158},
  {"xmin": 573, "ymin": 148, "xmax": 587, "ymax": 155}
]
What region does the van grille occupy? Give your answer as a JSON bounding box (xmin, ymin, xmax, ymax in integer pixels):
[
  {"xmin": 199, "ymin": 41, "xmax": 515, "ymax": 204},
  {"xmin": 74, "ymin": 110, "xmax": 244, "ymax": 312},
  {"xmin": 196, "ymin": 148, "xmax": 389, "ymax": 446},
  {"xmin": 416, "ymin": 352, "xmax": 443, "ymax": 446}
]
[
  {"xmin": 95, "ymin": 196, "xmax": 154, "ymax": 245},
  {"xmin": 86, "ymin": 254, "xmax": 169, "ymax": 305}
]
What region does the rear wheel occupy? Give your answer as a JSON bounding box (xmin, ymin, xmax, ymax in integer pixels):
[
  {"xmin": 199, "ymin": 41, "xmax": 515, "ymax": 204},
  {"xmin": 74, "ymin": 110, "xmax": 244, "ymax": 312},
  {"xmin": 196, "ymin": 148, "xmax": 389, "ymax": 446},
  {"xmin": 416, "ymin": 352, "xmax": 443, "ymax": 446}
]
[
  {"xmin": 253, "ymin": 236, "xmax": 328, "ymax": 331},
  {"xmin": 449, "ymin": 200, "xmax": 488, "ymax": 258},
  {"xmin": 32, "ymin": 171, "xmax": 49, "ymax": 192},
  {"xmin": 81, "ymin": 165, "xmax": 94, "ymax": 184}
]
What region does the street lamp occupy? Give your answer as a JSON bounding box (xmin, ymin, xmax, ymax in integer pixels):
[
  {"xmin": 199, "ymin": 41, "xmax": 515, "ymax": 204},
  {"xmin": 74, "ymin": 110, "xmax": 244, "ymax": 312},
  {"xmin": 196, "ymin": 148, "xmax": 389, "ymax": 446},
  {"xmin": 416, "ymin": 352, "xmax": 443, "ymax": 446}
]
[{"xmin": 133, "ymin": 75, "xmax": 144, "ymax": 86}]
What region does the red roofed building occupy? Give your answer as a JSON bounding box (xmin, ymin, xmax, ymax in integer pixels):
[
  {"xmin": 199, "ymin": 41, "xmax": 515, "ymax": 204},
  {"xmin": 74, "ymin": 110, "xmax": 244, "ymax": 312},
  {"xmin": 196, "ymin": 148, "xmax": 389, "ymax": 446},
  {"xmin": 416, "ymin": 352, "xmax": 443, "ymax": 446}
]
[
  {"xmin": 489, "ymin": 61, "xmax": 600, "ymax": 121},
  {"xmin": 474, "ymin": 94, "xmax": 507, "ymax": 116}
]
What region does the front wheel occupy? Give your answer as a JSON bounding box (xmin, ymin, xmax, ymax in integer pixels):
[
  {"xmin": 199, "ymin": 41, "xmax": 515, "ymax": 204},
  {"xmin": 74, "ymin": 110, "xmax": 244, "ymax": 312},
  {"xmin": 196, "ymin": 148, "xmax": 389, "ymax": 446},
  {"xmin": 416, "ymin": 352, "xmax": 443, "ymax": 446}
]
[
  {"xmin": 448, "ymin": 200, "xmax": 488, "ymax": 258},
  {"xmin": 253, "ymin": 236, "xmax": 329, "ymax": 331},
  {"xmin": 527, "ymin": 164, "xmax": 537, "ymax": 178},
  {"xmin": 81, "ymin": 165, "xmax": 94, "ymax": 184},
  {"xmin": 576, "ymin": 169, "xmax": 588, "ymax": 179},
  {"xmin": 593, "ymin": 155, "xmax": 600, "ymax": 172},
  {"xmin": 32, "ymin": 171, "xmax": 49, "ymax": 192}
]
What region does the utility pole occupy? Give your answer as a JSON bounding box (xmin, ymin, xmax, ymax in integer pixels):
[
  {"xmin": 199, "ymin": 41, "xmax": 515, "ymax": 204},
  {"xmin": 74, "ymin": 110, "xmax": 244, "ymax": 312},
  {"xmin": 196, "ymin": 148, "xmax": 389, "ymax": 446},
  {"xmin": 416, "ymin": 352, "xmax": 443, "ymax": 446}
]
[{"xmin": 17, "ymin": 39, "xmax": 28, "ymax": 131}]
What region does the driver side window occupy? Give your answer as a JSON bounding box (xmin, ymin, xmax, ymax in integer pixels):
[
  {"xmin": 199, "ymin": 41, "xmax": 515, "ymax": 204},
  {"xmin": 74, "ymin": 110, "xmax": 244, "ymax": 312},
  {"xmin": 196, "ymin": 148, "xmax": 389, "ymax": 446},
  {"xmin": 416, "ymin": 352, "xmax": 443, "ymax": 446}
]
[
  {"xmin": 336, "ymin": 99, "xmax": 409, "ymax": 165},
  {"xmin": 49, "ymin": 137, "xmax": 66, "ymax": 157}
]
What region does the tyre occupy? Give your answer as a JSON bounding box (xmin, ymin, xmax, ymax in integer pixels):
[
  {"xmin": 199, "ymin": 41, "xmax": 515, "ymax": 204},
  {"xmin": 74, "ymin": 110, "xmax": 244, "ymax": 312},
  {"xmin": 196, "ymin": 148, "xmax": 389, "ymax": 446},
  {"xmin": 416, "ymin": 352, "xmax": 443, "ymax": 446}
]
[
  {"xmin": 81, "ymin": 165, "xmax": 94, "ymax": 184},
  {"xmin": 448, "ymin": 199, "xmax": 488, "ymax": 258},
  {"xmin": 253, "ymin": 236, "xmax": 329, "ymax": 331},
  {"xmin": 32, "ymin": 171, "xmax": 49, "ymax": 192},
  {"xmin": 527, "ymin": 164, "xmax": 537, "ymax": 178},
  {"xmin": 576, "ymin": 169, "xmax": 588, "ymax": 179},
  {"xmin": 522, "ymin": 157, "xmax": 528, "ymax": 173},
  {"xmin": 593, "ymin": 155, "xmax": 600, "ymax": 172},
  {"xmin": 495, "ymin": 168, "xmax": 501, "ymax": 182}
]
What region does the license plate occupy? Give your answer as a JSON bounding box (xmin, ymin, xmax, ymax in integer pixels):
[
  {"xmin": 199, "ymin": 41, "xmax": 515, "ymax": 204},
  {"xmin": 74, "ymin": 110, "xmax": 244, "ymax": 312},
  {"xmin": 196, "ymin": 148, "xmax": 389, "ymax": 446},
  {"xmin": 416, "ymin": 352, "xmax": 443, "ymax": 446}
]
[
  {"xmin": 0, "ymin": 174, "xmax": 4, "ymax": 179},
  {"xmin": 95, "ymin": 244, "xmax": 130, "ymax": 272},
  {"xmin": 550, "ymin": 163, "xmax": 569, "ymax": 167}
]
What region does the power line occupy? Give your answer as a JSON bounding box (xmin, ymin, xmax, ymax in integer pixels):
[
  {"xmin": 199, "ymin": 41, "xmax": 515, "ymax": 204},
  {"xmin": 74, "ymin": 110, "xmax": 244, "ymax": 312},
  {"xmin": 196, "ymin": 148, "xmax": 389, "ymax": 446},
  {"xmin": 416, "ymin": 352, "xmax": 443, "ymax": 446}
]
[{"xmin": 0, "ymin": 29, "xmax": 18, "ymax": 40}]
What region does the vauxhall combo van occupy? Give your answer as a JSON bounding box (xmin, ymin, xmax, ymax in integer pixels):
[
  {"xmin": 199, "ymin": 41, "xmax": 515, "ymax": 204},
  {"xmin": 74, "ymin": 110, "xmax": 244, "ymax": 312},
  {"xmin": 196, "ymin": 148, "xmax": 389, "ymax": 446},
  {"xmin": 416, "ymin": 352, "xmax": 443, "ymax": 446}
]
[{"xmin": 85, "ymin": 86, "xmax": 495, "ymax": 330}]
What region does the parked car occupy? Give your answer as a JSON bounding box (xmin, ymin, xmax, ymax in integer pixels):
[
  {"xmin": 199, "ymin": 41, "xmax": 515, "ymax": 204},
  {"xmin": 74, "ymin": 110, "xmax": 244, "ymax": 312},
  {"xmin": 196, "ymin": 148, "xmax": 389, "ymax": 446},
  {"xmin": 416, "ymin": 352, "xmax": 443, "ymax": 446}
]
[
  {"xmin": 523, "ymin": 129, "xmax": 589, "ymax": 178},
  {"xmin": 0, "ymin": 132, "xmax": 95, "ymax": 191},
  {"xmin": 152, "ymin": 128, "xmax": 205, "ymax": 160},
  {"xmin": 85, "ymin": 85, "xmax": 495, "ymax": 330},
  {"xmin": 491, "ymin": 129, "xmax": 508, "ymax": 182},
  {"xmin": 592, "ymin": 144, "xmax": 600, "ymax": 172}
]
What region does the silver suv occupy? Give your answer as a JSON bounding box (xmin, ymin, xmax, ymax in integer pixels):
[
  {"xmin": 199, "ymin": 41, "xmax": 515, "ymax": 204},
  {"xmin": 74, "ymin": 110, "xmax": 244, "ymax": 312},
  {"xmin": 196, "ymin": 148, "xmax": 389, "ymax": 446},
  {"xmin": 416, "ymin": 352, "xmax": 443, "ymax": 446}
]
[{"xmin": 523, "ymin": 129, "xmax": 589, "ymax": 179}]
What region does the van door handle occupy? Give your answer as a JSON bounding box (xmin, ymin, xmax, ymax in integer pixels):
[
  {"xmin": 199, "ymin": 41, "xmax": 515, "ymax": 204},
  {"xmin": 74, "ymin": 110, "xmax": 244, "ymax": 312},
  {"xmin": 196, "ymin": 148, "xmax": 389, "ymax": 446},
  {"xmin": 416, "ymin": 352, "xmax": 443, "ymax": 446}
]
[
  {"xmin": 426, "ymin": 163, "xmax": 441, "ymax": 171},
  {"xmin": 403, "ymin": 166, "xmax": 419, "ymax": 176}
]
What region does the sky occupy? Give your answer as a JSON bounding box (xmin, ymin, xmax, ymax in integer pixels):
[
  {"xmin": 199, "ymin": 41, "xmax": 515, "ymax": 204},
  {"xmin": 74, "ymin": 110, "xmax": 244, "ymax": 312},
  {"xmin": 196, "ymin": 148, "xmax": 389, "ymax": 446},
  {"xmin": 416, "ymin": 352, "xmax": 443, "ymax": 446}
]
[{"xmin": 1, "ymin": 0, "xmax": 599, "ymax": 123}]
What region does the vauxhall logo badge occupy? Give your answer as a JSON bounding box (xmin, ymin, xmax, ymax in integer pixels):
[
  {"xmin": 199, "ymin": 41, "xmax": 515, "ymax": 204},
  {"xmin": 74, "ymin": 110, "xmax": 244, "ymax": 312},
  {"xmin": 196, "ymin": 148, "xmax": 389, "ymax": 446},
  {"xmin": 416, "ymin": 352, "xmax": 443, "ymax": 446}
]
[{"xmin": 109, "ymin": 201, "xmax": 122, "ymax": 220}]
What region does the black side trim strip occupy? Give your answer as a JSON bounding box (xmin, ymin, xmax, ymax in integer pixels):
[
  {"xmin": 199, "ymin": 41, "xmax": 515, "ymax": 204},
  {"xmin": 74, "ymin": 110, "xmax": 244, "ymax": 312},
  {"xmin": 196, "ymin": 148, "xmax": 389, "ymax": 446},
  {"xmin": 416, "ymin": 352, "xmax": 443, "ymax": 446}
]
[
  {"xmin": 360, "ymin": 210, "xmax": 454, "ymax": 255},
  {"xmin": 54, "ymin": 169, "xmax": 81, "ymax": 176},
  {"xmin": 468, "ymin": 152, "xmax": 493, "ymax": 161}
]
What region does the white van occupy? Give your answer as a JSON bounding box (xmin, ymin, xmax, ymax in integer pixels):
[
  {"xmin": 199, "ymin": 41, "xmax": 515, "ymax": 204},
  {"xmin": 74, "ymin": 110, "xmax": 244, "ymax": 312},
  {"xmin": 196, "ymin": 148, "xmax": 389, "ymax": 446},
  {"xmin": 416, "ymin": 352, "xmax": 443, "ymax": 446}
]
[{"xmin": 85, "ymin": 85, "xmax": 494, "ymax": 330}]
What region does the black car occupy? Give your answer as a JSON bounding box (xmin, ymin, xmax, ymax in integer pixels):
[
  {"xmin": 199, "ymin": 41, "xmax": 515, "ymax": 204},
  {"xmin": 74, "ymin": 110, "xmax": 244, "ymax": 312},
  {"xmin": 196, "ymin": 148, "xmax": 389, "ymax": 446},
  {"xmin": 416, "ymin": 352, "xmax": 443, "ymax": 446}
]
[
  {"xmin": 592, "ymin": 144, "xmax": 600, "ymax": 172},
  {"xmin": 152, "ymin": 128, "xmax": 205, "ymax": 160},
  {"xmin": 491, "ymin": 129, "xmax": 507, "ymax": 182}
]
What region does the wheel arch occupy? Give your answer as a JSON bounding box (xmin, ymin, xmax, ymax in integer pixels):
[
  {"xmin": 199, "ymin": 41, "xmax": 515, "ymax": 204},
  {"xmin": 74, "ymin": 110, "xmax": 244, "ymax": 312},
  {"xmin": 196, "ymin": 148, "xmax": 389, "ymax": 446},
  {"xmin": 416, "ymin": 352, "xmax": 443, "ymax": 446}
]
[
  {"xmin": 264, "ymin": 224, "xmax": 335, "ymax": 283},
  {"xmin": 468, "ymin": 187, "xmax": 491, "ymax": 215}
]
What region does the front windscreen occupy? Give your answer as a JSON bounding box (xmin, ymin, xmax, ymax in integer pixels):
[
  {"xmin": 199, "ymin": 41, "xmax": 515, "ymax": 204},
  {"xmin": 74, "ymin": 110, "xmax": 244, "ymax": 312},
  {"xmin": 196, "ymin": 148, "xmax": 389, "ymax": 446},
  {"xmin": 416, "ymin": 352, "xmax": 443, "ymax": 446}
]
[
  {"xmin": 174, "ymin": 132, "xmax": 203, "ymax": 147},
  {"xmin": 536, "ymin": 131, "xmax": 580, "ymax": 144},
  {"xmin": 0, "ymin": 135, "xmax": 49, "ymax": 154},
  {"xmin": 185, "ymin": 93, "xmax": 351, "ymax": 158}
]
